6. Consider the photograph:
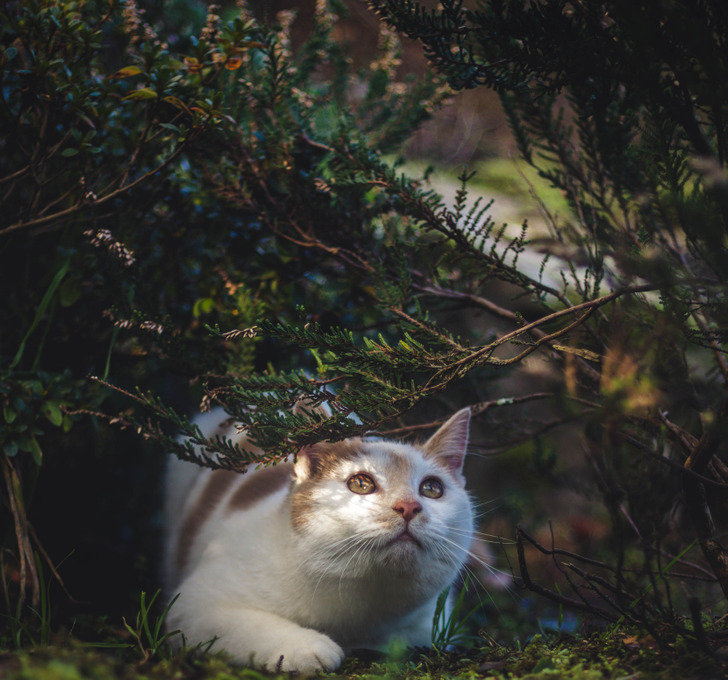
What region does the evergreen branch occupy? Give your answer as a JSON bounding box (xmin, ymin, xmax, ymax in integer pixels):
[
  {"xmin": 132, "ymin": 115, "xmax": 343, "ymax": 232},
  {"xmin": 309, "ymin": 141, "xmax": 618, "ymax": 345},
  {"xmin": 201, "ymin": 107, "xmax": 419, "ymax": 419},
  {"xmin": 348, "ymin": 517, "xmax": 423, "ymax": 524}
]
[{"xmin": 388, "ymin": 306, "xmax": 466, "ymax": 353}]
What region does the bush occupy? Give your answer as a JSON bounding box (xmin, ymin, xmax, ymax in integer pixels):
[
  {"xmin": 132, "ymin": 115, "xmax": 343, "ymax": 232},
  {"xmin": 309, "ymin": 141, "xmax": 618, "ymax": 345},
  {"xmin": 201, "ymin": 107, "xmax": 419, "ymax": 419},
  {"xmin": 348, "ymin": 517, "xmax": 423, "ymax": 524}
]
[{"xmin": 3, "ymin": 0, "xmax": 728, "ymax": 650}]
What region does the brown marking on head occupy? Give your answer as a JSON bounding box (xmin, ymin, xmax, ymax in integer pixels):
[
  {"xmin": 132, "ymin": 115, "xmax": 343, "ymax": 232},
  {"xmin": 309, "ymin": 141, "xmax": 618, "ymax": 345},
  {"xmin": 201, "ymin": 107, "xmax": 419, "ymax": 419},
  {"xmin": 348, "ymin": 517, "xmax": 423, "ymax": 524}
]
[
  {"xmin": 383, "ymin": 447, "xmax": 411, "ymax": 477},
  {"xmin": 293, "ymin": 438, "xmax": 364, "ymax": 482},
  {"xmin": 176, "ymin": 470, "xmax": 238, "ymax": 573},
  {"xmin": 225, "ymin": 462, "xmax": 293, "ymax": 513},
  {"xmin": 290, "ymin": 438, "xmax": 366, "ymax": 531}
]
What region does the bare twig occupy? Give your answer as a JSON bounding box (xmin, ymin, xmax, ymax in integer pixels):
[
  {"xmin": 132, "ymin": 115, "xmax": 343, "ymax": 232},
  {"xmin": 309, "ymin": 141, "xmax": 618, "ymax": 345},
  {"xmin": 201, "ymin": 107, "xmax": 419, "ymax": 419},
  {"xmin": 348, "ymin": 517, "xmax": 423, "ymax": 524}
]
[
  {"xmin": 515, "ymin": 526, "xmax": 619, "ymax": 622},
  {"xmin": 1, "ymin": 142, "xmax": 189, "ymax": 237},
  {"xmin": 1, "ymin": 459, "xmax": 40, "ymax": 609}
]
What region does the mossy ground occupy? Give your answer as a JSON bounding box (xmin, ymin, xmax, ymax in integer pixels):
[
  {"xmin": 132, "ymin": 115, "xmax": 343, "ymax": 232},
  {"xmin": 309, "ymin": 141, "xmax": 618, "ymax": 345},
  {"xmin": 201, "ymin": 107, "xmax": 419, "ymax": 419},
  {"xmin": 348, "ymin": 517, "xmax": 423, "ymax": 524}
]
[{"xmin": 2, "ymin": 625, "xmax": 727, "ymax": 680}]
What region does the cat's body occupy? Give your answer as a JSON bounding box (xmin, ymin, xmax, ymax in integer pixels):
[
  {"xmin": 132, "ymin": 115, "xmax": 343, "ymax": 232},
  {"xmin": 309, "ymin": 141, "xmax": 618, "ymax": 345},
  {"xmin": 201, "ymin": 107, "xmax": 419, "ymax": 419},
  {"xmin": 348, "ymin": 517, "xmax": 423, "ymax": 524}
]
[{"xmin": 163, "ymin": 407, "xmax": 474, "ymax": 673}]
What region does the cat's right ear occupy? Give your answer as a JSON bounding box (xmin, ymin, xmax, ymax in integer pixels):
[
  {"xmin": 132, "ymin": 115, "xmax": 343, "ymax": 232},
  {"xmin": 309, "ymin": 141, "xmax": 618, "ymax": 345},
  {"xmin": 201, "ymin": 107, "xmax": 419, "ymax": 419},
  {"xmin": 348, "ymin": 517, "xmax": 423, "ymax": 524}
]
[
  {"xmin": 292, "ymin": 401, "xmax": 330, "ymax": 481},
  {"xmin": 293, "ymin": 444, "xmax": 327, "ymax": 482},
  {"xmin": 294, "ymin": 439, "xmax": 361, "ymax": 481}
]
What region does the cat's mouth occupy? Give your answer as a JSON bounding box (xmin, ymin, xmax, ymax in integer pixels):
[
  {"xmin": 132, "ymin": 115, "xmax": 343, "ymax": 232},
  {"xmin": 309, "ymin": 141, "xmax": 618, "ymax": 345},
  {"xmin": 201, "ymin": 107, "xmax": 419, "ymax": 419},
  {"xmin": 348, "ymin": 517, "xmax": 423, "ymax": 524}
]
[{"xmin": 389, "ymin": 528, "xmax": 423, "ymax": 549}]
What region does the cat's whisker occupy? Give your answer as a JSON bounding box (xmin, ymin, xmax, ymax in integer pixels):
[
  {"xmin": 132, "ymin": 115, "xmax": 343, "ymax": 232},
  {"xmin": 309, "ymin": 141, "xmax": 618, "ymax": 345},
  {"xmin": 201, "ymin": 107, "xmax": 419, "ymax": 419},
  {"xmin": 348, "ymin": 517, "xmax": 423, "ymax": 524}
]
[
  {"xmin": 436, "ymin": 532, "xmax": 511, "ymax": 581},
  {"xmin": 432, "ymin": 542, "xmax": 503, "ymax": 610},
  {"xmin": 456, "ymin": 552, "xmax": 520, "ymax": 602},
  {"xmin": 337, "ymin": 543, "xmax": 364, "ymax": 596},
  {"xmin": 470, "ymin": 498, "xmax": 500, "ymax": 510},
  {"xmin": 447, "ymin": 506, "xmax": 499, "ymax": 526},
  {"xmin": 447, "ymin": 526, "xmax": 516, "ymax": 545},
  {"xmin": 312, "ymin": 534, "xmax": 380, "ymax": 601}
]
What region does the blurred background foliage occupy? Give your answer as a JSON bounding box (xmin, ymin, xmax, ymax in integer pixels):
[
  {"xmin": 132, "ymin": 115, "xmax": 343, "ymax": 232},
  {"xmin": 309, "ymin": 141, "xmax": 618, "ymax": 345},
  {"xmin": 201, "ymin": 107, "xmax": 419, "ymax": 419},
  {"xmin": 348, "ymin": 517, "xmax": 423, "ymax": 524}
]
[{"xmin": 2, "ymin": 0, "xmax": 728, "ymax": 657}]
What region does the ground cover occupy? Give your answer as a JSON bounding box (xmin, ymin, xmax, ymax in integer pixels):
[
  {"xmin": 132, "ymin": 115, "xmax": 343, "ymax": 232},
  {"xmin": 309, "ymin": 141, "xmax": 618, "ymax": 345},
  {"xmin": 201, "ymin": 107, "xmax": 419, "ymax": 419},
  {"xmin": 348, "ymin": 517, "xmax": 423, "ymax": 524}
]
[{"xmin": 2, "ymin": 624, "xmax": 726, "ymax": 680}]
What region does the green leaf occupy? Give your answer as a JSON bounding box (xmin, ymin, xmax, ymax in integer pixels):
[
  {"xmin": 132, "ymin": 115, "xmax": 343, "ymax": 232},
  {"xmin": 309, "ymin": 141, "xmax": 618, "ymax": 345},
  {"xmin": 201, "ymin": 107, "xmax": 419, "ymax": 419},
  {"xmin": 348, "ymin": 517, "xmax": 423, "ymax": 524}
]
[
  {"xmin": 43, "ymin": 401, "xmax": 63, "ymax": 427},
  {"xmin": 4, "ymin": 440, "xmax": 18, "ymax": 457},
  {"xmin": 10, "ymin": 257, "xmax": 71, "ymax": 371},
  {"xmin": 192, "ymin": 297, "xmax": 216, "ymax": 317},
  {"xmin": 122, "ymin": 88, "xmax": 158, "ymax": 101},
  {"xmin": 163, "ymin": 95, "xmax": 191, "ymax": 115},
  {"xmin": 28, "ymin": 435, "xmax": 43, "ymax": 465},
  {"xmin": 59, "ymin": 277, "xmax": 81, "ymax": 307},
  {"xmin": 27, "ymin": 380, "xmax": 43, "ymax": 396},
  {"xmin": 61, "ymin": 148, "xmax": 79, "ymax": 157},
  {"xmin": 3, "ymin": 405, "xmax": 17, "ymax": 424}
]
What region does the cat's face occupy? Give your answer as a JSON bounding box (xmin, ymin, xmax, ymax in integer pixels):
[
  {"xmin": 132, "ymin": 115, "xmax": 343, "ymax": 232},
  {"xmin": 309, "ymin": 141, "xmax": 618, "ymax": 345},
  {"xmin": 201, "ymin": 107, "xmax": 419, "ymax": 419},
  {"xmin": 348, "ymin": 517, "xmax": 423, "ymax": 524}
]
[{"xmin": 290, "ymin": 410, "xmax": 473, "ymax": 584}]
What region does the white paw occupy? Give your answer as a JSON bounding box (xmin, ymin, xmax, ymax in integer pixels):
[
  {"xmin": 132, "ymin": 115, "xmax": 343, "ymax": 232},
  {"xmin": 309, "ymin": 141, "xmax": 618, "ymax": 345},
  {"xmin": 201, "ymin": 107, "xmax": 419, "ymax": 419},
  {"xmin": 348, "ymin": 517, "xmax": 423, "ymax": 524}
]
[{"xmin": 256, "ymin": 629, "xmax": 345, "ymax": 673}]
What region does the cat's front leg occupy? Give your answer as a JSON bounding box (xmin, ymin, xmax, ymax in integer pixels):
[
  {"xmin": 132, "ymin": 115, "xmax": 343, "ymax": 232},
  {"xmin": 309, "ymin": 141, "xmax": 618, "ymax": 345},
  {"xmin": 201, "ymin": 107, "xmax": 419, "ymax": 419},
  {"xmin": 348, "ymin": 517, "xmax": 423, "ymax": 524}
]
[{"xmin": 171, "ymin": 602, "xmax": 345, "ymax": 672}]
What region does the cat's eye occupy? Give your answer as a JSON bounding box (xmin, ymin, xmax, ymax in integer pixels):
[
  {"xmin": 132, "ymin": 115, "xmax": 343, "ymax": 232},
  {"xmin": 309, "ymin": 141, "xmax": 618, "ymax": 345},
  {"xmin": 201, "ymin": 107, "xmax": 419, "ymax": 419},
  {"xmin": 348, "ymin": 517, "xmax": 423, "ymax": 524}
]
[
  {"xmin": 347, "ymin": 473, "xmax": 377, "ymax": 495},
  {"xmin": 419, "ymin": 477, "xmax": 444, "ymax": 499}
]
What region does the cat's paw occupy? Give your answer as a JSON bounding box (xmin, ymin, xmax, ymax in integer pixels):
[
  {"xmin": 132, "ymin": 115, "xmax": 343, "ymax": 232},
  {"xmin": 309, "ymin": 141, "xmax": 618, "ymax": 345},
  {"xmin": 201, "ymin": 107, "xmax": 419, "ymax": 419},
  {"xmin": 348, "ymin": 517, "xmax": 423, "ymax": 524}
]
[{"xmin": 258, "ymin": 629, "xmax": 345, "ymax": 673}]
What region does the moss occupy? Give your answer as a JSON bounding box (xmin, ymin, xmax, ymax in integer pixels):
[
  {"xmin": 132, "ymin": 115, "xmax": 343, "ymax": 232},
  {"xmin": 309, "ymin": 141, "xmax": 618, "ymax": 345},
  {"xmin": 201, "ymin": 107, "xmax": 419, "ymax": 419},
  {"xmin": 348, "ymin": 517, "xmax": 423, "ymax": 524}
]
[{"xmin": 1, "ymin": 625, "xmax": 726, "ymax": 680}]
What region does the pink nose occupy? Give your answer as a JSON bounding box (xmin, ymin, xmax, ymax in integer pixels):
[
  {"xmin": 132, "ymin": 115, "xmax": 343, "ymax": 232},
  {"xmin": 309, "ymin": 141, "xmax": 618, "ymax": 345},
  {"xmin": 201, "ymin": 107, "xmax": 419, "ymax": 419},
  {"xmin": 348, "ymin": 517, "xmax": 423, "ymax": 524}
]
[{"xmin": 393, "ymin": 499, "xmax": 422, "ymax": 522}]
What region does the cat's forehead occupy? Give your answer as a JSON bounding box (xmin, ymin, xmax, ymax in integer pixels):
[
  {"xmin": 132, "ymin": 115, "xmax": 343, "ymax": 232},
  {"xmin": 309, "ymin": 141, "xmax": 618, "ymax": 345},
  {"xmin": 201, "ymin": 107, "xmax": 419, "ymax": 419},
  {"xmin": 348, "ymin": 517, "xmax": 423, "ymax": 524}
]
[
  {"xmin": 298, "ymin": 437, "xmax": 447, "ymax": 485},
  {"xmin": 339, "ymin": 440, "xmax": 434, "ymax": 478}
]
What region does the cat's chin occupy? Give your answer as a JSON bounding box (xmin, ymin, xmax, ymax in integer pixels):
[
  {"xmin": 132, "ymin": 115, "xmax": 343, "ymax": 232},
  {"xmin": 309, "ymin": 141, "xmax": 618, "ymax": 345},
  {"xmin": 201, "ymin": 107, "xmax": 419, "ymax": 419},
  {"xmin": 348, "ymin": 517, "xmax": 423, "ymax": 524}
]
[{"xmin": 377, "ymin": 530, "xmax": 426, "ymax": 569}]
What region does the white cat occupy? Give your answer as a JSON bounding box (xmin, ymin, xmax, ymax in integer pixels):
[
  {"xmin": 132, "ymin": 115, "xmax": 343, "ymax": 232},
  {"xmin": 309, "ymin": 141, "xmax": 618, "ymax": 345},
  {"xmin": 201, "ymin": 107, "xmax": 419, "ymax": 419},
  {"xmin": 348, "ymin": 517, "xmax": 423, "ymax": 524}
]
[{"xmin": 163, "ymin": 407, "xmax": 474, "ymax": 673}]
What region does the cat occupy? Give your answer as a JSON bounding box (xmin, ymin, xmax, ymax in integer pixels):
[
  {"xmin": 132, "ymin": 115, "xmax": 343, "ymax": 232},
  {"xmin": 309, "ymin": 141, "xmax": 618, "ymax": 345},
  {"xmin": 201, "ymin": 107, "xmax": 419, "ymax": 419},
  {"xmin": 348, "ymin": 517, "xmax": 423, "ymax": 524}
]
[{"xmin": 162, "ymin": 405, "xmax": 474, "ymax": 673}]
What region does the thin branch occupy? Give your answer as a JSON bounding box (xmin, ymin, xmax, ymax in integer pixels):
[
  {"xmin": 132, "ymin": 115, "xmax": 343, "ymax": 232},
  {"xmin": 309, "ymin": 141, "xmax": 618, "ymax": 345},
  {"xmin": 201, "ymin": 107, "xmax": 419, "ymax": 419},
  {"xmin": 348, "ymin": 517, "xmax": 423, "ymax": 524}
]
[
  {"xmin": 0, "ymin": 142, "xmax": 189, "ymax": 237},
  {"xmin": 515, "ymin": 526, "xmax": 619, "ymax": 622},
  {"xmin": 466, "ymin": 284, "xmax": 658, "ymax": 365},
  {"xmin": 376, "ymin": 392, "xmax": 556, "ymax": 437}
]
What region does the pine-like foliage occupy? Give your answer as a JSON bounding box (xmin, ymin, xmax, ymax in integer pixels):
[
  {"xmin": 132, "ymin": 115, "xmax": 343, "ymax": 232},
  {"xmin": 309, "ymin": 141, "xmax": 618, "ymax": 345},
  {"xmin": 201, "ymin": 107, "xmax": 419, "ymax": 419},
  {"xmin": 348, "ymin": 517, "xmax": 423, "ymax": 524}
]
[{"xmin": 4, "ymin": 0, "xmax": 728, "ymax": 643}]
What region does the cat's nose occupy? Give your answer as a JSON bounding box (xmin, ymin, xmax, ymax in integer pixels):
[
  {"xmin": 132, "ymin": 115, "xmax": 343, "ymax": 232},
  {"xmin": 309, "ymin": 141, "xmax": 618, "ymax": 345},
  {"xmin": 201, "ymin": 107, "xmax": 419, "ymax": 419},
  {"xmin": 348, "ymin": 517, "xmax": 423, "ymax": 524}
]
[{"xmin": 393, "ymin": 499, "xmax": 422, "ymax": 522}]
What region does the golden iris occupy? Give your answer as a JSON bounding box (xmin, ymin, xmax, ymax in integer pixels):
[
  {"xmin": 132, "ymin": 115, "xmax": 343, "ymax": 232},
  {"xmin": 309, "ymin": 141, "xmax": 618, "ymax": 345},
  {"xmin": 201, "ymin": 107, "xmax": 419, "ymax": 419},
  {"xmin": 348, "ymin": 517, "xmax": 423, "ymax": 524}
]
[
  {"xmin": 419, "ymin": 477, "xmax": 444, "ymax": 499},
  {"xmin": 347, "ymin": 473, "xmax": 376, "ymax": 495}
]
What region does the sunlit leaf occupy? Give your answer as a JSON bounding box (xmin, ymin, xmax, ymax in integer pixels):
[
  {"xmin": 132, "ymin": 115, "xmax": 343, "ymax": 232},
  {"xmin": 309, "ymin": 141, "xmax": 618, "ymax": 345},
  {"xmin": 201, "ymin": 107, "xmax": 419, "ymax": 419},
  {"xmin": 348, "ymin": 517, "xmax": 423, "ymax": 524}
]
[
  {"xmin": 184, "ymin": 57, "xmax": 203, "ymax": 73},
  {"xmin": 163, "ymin": 95, "xmax": 191, "ymax": 115},
  {"xmin": 43, "ymin": 401, "xmax": 64, "ymax": 427},
  {"xmin": 193, "ymin": 298, "xmax": 216, "ymax": 317},
  {"xmin": 122, "ymin": 88, "xmax": 158, "ymax": 101},
  {"xmin": 110, "ymin": 65, "xmax": 142, "ymax": 79}
]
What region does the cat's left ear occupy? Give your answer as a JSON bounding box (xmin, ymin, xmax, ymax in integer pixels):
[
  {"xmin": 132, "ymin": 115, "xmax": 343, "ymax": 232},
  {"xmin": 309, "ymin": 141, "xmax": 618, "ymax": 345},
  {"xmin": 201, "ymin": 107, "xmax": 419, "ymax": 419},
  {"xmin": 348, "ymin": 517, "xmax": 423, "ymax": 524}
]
[{"xmin": 423, "ymin": 408, "xmax": 471, "ymax": 478}]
